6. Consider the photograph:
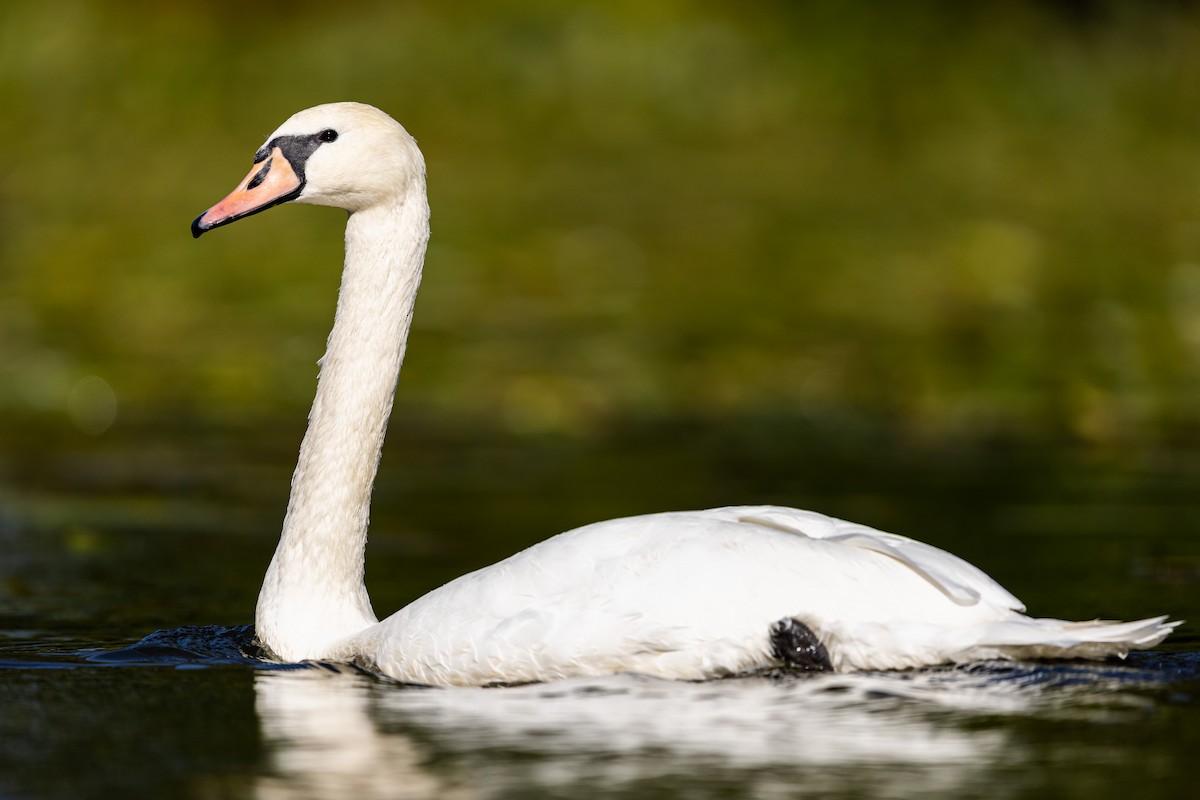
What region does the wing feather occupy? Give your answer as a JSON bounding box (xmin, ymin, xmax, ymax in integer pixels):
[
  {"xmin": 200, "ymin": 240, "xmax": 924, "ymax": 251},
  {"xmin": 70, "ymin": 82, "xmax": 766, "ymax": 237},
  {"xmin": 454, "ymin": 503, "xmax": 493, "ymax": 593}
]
[{"xmin": 729, "ymin": 506, "xmax": 1025, "ymax": 612}]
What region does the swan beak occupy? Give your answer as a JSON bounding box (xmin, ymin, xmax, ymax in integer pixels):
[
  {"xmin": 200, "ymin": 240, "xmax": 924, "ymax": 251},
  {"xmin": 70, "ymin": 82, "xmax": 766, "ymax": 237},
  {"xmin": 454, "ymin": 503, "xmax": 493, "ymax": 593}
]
[{"xmin": 191, "ymin": 146, "xmax": 304, "ymax": 238}]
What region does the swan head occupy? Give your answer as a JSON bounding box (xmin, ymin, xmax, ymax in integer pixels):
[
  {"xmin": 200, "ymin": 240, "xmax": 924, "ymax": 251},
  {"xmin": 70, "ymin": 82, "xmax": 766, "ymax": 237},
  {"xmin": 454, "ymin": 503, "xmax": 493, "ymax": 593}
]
[{"xmin": 192, "ymin": 102, "xmax": 424, "ymax": 237}]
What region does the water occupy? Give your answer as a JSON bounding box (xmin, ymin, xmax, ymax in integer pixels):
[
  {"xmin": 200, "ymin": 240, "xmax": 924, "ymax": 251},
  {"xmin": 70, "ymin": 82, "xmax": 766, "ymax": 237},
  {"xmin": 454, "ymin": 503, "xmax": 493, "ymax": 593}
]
[{"xmin": 2, "ymin": 415, "xmax": 1199, "ymax": 799}]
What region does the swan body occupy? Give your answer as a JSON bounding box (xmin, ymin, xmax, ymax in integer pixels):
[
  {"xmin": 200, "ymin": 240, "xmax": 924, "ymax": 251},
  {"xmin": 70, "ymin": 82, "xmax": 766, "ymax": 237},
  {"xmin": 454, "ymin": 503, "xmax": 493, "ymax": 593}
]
[{"xmin": 193, "ymin": 102, "xmax": 1177, "ymax": 686}]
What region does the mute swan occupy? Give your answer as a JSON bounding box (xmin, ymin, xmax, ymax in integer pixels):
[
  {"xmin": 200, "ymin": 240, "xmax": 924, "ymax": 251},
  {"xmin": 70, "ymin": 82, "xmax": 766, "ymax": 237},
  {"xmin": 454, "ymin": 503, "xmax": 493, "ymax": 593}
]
[{"xmin": 192, "ymin": 102, "xmax": 1176, "ymax": 686}]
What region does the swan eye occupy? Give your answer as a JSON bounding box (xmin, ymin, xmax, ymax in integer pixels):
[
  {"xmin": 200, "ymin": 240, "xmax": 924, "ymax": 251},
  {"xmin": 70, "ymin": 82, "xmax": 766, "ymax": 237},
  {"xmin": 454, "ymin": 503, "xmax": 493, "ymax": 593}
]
[{"xmin": 318, "ymin": 129, "xmax": 339, "ymax": 143}]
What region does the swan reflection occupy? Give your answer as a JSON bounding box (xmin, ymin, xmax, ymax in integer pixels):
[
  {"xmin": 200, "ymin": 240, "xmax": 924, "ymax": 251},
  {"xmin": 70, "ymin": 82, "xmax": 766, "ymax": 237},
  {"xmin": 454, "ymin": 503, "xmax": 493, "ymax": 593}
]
[{"xmin": 251, "ymin": 665, "xmax": 1050, "ymax": 799}]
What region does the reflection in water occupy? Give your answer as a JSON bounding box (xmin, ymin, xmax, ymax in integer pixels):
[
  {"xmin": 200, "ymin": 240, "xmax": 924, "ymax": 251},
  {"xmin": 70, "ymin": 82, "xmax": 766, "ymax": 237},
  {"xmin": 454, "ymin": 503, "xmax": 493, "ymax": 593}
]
[
  {"xmin": 252, "ymin": 665, "xmax": 1061, "ymax": 799},
  {"xmin": 254, "ymin": 667, "xmax": 459, "ymax": 800}
]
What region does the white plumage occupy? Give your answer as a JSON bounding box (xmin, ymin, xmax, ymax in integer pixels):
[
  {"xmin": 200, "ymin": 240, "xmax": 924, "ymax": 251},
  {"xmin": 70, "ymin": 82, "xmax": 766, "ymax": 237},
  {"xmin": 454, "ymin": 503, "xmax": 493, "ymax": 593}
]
[{"xmin": 192, "ymin": 102, "xmax": 1177, "ymax": 686}]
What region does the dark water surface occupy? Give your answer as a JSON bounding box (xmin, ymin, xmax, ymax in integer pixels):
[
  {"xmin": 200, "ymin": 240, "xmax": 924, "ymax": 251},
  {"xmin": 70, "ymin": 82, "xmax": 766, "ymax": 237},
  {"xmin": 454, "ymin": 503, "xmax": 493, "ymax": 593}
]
[{"xmin": 2, "ymin": 416, "xmax": 1199, "ymax": 799}]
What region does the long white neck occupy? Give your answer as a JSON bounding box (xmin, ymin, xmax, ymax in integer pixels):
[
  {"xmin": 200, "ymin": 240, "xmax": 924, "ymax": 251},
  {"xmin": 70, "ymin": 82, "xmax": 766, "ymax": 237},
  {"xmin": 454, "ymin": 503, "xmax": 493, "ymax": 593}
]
[{"xmin": 255, "ymin": 184, "xmax": 430, "ymax": 662}]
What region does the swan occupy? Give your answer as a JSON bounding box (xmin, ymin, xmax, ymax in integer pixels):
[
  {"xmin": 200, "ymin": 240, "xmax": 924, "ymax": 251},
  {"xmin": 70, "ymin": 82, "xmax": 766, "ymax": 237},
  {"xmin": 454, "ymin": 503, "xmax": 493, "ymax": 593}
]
[{"xmin": 192, "ymin": 102, "xmax": 1177, "ymax": 686}]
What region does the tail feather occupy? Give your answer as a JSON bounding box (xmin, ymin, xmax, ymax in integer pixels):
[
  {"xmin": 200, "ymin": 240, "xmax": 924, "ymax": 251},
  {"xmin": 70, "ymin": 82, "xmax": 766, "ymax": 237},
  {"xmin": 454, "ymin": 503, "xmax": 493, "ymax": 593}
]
[{"xmin": 984, "ymin": 615, "xmax": 1180, "ymax": 661}]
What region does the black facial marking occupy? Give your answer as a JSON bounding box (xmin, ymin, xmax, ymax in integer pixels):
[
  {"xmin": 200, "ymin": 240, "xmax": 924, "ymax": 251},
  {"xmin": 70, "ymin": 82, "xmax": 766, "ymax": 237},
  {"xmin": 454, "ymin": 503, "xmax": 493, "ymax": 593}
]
[
  {"xmin": 245, "ymin": 157, "xmax": 273, "ymax": 191},
  {"xmin": 769, "ymin": 618, "xmax": 833, "ymax": 672},
  {"xmin": 261, "ymin": 131, "xmax": 338, "ymax": 185}
]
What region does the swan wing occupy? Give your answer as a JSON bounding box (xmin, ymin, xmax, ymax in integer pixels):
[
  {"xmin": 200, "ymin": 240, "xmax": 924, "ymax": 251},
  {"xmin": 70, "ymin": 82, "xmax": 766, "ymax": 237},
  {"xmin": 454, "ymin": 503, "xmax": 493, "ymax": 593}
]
[{"xmin": 723, "ymin": 506, "xmax": 1026, "ymax": 612}]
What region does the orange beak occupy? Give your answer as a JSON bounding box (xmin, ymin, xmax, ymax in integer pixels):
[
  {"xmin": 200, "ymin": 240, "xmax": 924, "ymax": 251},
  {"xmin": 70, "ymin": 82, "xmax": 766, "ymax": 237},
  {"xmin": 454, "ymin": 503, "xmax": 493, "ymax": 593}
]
[{"xmin": 191, "ymin": 146, "xmax": 304, "ymax": 238}]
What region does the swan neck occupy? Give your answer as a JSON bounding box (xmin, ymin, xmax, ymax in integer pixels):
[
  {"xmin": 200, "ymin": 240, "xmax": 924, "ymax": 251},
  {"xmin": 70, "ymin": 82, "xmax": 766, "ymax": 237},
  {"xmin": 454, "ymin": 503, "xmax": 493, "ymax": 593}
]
[{"xmin": 256, "ymin": 185, "xmax": 429, "ymax": 662}]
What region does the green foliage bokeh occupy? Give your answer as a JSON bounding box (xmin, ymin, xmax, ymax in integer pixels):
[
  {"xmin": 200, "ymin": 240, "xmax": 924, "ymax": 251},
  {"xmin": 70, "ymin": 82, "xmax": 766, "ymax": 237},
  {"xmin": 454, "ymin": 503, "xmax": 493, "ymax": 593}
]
[{"xmin": 5, "ymin": 0, "xmax": 1200, "ymax": 448}]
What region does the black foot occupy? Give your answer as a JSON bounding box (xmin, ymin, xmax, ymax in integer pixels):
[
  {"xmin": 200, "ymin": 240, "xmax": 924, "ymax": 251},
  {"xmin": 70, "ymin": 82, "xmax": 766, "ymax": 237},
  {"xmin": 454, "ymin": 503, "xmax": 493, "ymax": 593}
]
[{"xmin": 770, "ymin": 618, "xmax": 833, "ymax": 672}]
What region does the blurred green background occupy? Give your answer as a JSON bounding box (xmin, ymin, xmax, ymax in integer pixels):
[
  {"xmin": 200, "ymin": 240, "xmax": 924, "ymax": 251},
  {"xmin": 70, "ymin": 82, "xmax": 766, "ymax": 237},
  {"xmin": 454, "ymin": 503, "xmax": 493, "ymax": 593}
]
[{"xmin": 6, "ymin": 0, "xmax": 1200, "ymax": 470}]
